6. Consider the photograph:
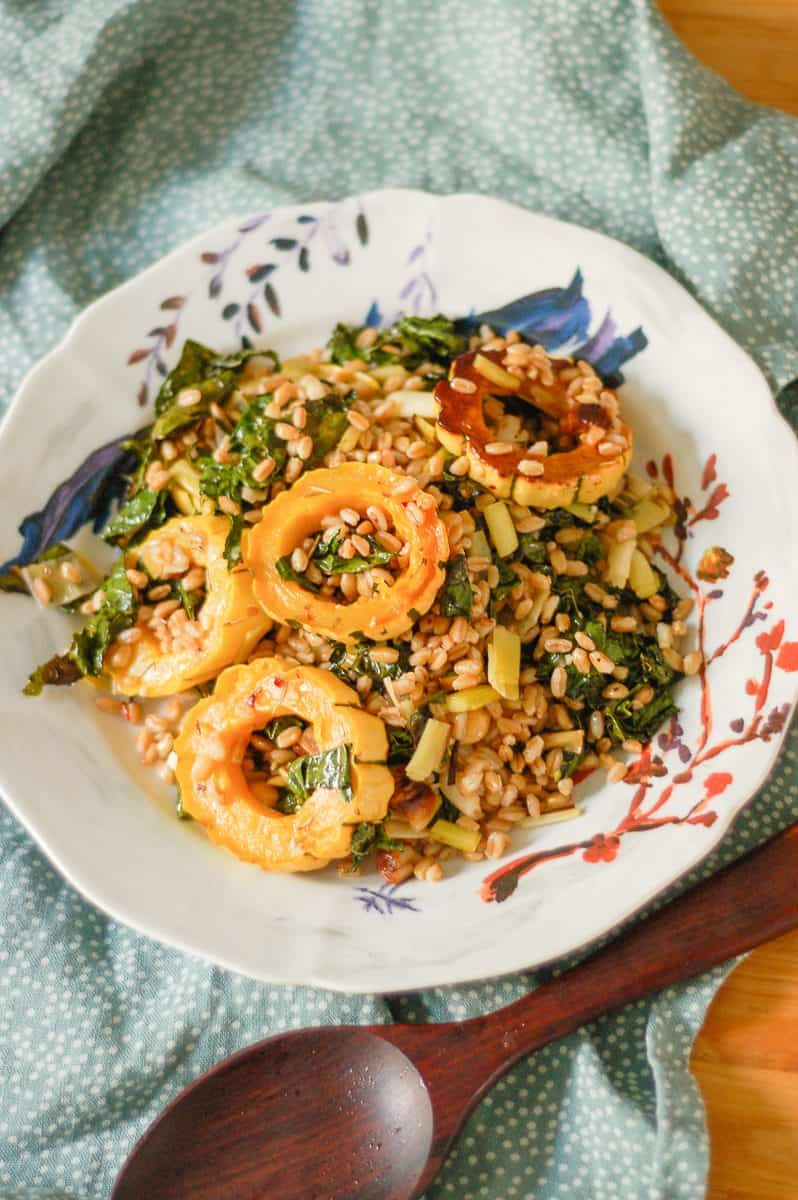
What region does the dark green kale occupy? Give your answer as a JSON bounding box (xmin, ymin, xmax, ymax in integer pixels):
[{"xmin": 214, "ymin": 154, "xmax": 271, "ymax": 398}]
[
  {"xmin": 24, "ymin": 559, "xmax": 137, "ymax": 694},
  {"xmin": 345, "ymin": 821, "xmax": 402, "ymax": 869},
  {"xmin": 197, "ymin": 392, "xmax": 349, "ymax": 507},
  {"xmin": 603, "ymin": 689, "xmax": 678, "ymax": 744},
  {"xmin": 277, "ymin": 745, "xmax": 352, "ymax": 813},
  {"xmin": 303, "ymin": 394, "xmax": 350, "ymax": 466},
  {"xmin": 312, "ymin": 530, "xmax": 392, "ymax": 576},
  {"xmin": 275, "ymin": 556, "xmax": 321, "ymax": 592},
  {"xmin": 0, "ymin": 566, "xmax": 27, "ymax": 595},
  {"xmin": 171, "ymin": 580, "xmax": 198, "ymax": 620},
  {"xmin": 328, "ymin": 641, "xmax": 411, "ymax": 685},
  {"xmin": 386, "ymin": 726, "xmax": 415, "ymax": 765},
  {"xmin": 327, "ymin": 315, "xmax": 466, "ymax": 370},
  {"xmin": 102, "ymin": 487, "xmax": 169, "ymax": 545},
  {"xmin": 261, "ymin": 715, "xmax": 306, "ymax": 741},
  {"xmin": 576, "ymin": 531, "xmax": 602, "ymax": 565},
  {"xmin": 223, "ymin": 515, "xmax": 244, "ymax": 568},
  {"xmin": 437, "ymin": 793, "xmax": 460, "ymax": 823},
  {"xmin": 438, "ymin": 465, "xmax": 484, "ymax": 511},
  {"xmin": 438, "ymin": 553, "xmax": 472, "ymax": 618},
  {"xmin": 489, "ymin": 556, "xmax": 519, "ymax": 615},
  {"xmin": 154, "ymin": 340, "xmax": 269, "ymax": 417}
]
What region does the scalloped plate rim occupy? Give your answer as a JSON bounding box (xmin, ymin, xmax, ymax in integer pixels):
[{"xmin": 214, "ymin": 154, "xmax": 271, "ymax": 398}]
[{"xmin": 0, "ymin": 188, "xmax": 796, "ymax": 994}]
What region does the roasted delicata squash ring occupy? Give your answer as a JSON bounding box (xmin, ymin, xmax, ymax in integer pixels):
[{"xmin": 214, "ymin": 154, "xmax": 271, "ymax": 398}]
[
  {"xmin": 433, "ymin": 348, "xmax": 632, "ymax": 509},
  {"xmin": 107, "ymin": 515, "xmax": 270, "ymax": 698},
  {"xmin": 243, "ymin": 463, "xmax": 449, "ymax": 644},
  {"xmin": 174, "ymin": 658, "xmax": 394, "ymax": 872}
]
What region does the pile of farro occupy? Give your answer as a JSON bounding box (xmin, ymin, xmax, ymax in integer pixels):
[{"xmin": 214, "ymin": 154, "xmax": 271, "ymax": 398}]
[{"xmin": 20, "ymin": 314, "xmax": 697, "ymax": 883}]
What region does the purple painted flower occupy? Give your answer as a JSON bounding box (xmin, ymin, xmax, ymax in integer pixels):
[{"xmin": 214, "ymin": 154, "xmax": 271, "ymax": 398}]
[
  {"xmin": 354, "ymin": 883, "xmax": 420, "ymax": 915},
  {"xmin": 1, "ymin": 433, "xmax": 139, "ymax": 572},
  {"xmin": 460, "ymin": 270, "xmax": 647, "ymax": 382}
]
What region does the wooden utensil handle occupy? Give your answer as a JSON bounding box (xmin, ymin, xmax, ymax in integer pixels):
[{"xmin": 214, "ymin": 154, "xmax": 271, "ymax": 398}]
[{"xmin": 472, "ymin": 821, "xmax": 798, "ymax": 1070}]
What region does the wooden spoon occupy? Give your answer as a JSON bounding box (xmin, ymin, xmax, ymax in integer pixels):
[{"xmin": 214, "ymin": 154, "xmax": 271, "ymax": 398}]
[{"xmin": 113, "ymin": 822, "xmax": 798, "ymax": 1200}]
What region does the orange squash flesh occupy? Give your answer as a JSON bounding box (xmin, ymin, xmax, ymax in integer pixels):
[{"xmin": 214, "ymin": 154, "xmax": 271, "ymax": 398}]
[
  {"xmin": 434, "ymin": 348, "xmax": 632, "ymax": 509},
  {"xmin": 242, "ymin": 463, "xmax": 449, "ymax": 644},
  {"xmin": 174, "ymin": 658, "xmax": 393, "ymax": 872},
  {"xmin": 107, "ymin": 515, "xmax": 270, "ymax": 698}
]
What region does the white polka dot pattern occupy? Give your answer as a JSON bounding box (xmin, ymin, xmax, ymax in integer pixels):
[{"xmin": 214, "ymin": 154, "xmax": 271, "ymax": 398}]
[{"xmin": 0, "ymin": 1, "xmax": 796, "ymax": 1197}]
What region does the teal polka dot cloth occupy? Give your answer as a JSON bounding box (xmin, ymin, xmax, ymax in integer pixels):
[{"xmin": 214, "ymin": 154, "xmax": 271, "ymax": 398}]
[{"xmin": 1, "ymin": 2, "xmax": 796, "ymax": 1197}]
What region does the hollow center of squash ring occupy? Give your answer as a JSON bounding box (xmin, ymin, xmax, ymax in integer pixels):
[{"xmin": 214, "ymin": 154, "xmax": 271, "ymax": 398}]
[
  {"xmin": 114, "ymin": 540, "xmax": 212, "ymax": 665},
  {"xmin": 281, "ymin": 505, "xmax": 404, "ymax": 604},
  {"xmin": 242, "ymin": 716, "xmax": 316, "ymax": 812}
]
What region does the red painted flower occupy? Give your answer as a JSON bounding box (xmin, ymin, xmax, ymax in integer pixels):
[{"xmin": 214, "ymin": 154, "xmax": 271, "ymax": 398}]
[
  {"xmin": 703, "ymin": 771, "xmax": 733, "ymax": 799},
  {"xmin": 756, "ymin": 620, "xmax": 785, "ymax": 655},
  {"xmin": 776, "ymin": 642, "xmax": 798, "ymax": 672},
  {"xmin": 688, "ymin": 811, "xmax": 719, "ymax": 828},
  {"xmin": 582, "ymin": 834, "xmax": 620, "ymax": 864},
  {"xmin": 701, "ymin": 453, "xmax": 717, "ymax": 489}
]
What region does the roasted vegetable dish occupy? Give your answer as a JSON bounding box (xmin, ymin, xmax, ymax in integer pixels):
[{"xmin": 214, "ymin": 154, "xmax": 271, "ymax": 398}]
[{"xmin": 13, "ymin": 314, "xmax": 699, "ymax": 882}]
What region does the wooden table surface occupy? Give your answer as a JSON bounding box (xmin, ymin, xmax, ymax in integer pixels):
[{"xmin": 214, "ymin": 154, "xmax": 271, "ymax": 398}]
[{"xmin": 656, "ymin": 7, "xmax": 798, "ymax": 1196}]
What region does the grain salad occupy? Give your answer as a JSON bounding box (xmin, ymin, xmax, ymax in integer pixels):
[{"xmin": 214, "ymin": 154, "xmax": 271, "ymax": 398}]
[{"xmin": 18, "ymin": 314, "xmax": 697, "ymax": 882}]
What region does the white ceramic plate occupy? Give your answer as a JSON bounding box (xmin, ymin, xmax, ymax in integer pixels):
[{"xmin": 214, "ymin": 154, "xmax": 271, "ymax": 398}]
[{"xmin": 1, "ymin": 190, "xmax": 796, "ymax": 993}]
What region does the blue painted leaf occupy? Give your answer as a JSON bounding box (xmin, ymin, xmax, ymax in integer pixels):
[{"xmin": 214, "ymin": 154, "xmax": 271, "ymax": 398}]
[
  {"xmin": 356, "ymin": 211, "xmax": 369, "ymax": 245},
  {"xmin": 264, "ymin": 283, "xmax": 280, "ymax": 316},
  {"xmin": 222, "ymin": 303, "xmax": 239, "ymax": 320},
  {"xmin": 575, "ymin": 312, "xmax": 617, "ymax": 363},
  {"xmin": 364, "ymin": 301, "xmax": 382, "ymax": 328},
  {"xmin": 297, "ymin": 214, "xmax": 317, "ymax": 225},
  {"xmin": 462, "ymin": 270, "xmax": 591, "ymax": 349},
  {"xmin": 0, "ymin": 433, "xmax": 140, "ymax": 572},
  {"xmin": 238, "ymin": 214, "xmax": 269, "ymax": 234},
  {"xmin": 298, "ymin": 246, "xmax": 310, "ymax": 272},
  {"xmin": 271, "ymin": 237, "xmax": 298, "ymax": 251},
  {"xmin": 589, "ymin": 326, "xmax": 647, "ymax": 385},
  {"xmin": 246, "ymin": 264, "xmax": 274, "ymax": 283}
]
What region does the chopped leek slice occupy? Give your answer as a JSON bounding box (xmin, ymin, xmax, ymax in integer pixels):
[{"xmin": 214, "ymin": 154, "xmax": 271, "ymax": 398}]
[
  {"xmin": 383, "ymin": 818, "xmax": 428, "ymax": 841},
  {"xmin": 628, "ymin": 548, "xmax": 660, "ymax": 599},
  {"xmin": 629, "ymin": 496, "xmax": 671, "ymax": 534},
  {"xmin": 603, "ymin": 536, "xmax": 636, "ymax": 589},
  {"xmin": 484, "ymin": 501, "xmax": 519, "ymax": 558},
  {"xmin": 405, "ymin": 718, "xmax": 450, "ymax": 782},
  {"xmin": 521, "ymin": 806, "xmax": 583, "ymax": 828},
  {"xmin": 624, "ymin": 472, "xmax": 653, "ymax": 501},
  {"xmin": 473, "ymin": 353, "xmax": 521, "ymax": 391},
  {"xmin": 444, "ymin": 685, "xmax": 500, "ymax": 713},
  {"xmin": 487, "ymin": 626, "xmax": 520, "ymax": 700},
  {"xmin": 469, "ymin": 529, "xmax": 491, "ymax": 560},
  {"xmin": 390, "ymin": 390, "xmax": 439, "ymax": 419},
  {"xmin": 337, "ymin": 425, "xmax": 362, "ymax": 454},
  {"xmin": 170, "ymin": 460, "xmax": 213, "ymax": 515},
  {"xmin": 516, "ymin": 589, "xmax": 548, "ymax": 638},
  {"xmin": 540, "ymin": 730, "xmax": 585, "ymax": 752},
  {"xmin": 428, "ymin": 818, "xmax": 480, "ymax": 853},
  {"xmin": 565, "ymin": 500, "xmax": 597, "ymax": 522}
]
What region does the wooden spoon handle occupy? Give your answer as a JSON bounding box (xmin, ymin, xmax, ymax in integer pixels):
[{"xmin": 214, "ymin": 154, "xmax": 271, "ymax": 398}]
[
  {"xmin": 470, "ymin": 821, "xmax": 798, "ymax": 1071},
  {"xmin": 383, "ymin": 821, "xmax": 798, "ymax": 1200}
]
